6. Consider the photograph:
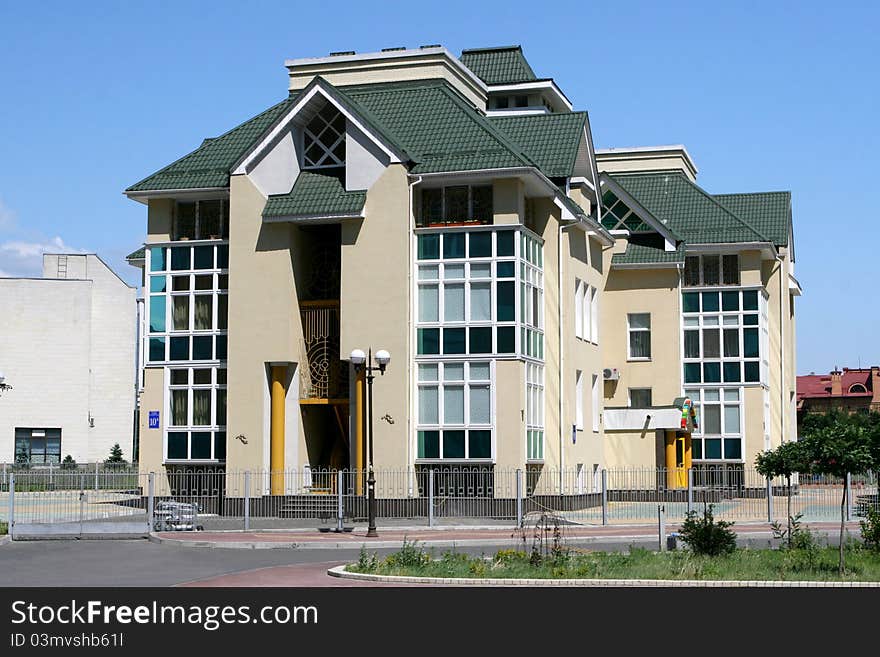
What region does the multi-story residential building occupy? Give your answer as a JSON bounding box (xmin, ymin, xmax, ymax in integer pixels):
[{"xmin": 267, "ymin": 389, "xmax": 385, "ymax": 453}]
[
  {"xmin": 0, "ymin": 254, "xmax": 137, "ymax": 464},
  {"xmin": 125, "ymin": 44, "xmax": 798, "ymax": 496}
]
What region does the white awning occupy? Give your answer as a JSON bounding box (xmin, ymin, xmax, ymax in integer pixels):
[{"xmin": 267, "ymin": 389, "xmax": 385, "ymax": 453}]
[{"xmin": 604, "ymin": 407, "xmax": 689, "ymax": 432}]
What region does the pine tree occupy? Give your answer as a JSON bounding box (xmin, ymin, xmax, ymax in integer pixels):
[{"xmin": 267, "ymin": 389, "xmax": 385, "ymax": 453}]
[{"xmin": 105, "ymin": 443, "xmax": 126, "ymax": 464}]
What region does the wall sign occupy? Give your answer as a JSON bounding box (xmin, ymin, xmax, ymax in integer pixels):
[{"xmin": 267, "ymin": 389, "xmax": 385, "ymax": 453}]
[{"xmin": 148, "ymin": 411, "xmax": 160, "ymax": 429}]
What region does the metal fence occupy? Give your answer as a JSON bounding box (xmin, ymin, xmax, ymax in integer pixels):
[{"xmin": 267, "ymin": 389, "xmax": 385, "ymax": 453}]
[{"xmin": 2, "ymin": 465, "xmax": 877, "ymax": 538}]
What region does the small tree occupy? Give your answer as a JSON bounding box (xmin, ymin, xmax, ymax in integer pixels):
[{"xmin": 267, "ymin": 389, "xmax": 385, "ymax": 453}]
[
  {"xmin": 105, "ymin": 443, "xmax": 126, "ymax": 465},
  {"xmin": 755, "ymin": 440, "xmax": 808, "ymax": 548},
  {"xmin": 60, "ymin": 455, "xmax": 77, "ymax": 471},
  {"xmin": 799, "ymin": 416, "xmax": 874, "ymax": 575}
]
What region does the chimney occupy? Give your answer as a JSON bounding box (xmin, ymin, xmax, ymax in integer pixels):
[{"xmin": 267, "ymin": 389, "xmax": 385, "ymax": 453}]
[
  {"xmin": 830, "ymin": 368, "xmax": 842, "ymax": 396},
  {"xmin": 872, "ymin": 366, "xmax": 880, "ymax": 404}
]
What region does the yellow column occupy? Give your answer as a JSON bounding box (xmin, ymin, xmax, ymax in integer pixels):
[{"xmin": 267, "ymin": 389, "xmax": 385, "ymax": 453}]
[
  {"xmin": 665, "ymin": 431, "xmax": 677, "ymax": 489},
  {"xmin": 354, "ymin": 369, "xmax": 365, "ymax": 495},
  {"xmin": 683, "ymin": 434, "xmax": 693, "ymax": 472},
  {"xmin": 270, "ymin": 365, "xmax": 287, "ymax": 495}
]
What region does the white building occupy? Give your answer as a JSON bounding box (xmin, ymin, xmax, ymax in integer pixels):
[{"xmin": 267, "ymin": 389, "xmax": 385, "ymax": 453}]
[{"xmin": 0, "ymin": 254, "xmax": 137, "ymax": 464}]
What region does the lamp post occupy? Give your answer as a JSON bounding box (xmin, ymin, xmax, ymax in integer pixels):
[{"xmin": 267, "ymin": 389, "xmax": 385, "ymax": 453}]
[{"xmin": 349, "ymin": 348, "xmax": 390, "ymax": 538}]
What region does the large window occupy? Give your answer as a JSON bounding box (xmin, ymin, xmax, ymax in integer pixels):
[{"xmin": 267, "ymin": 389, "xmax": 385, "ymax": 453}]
[
  {"xmin": 685, "ymin": 387, "xmax": 742, "ymax": 461},
  {"xmin": 627, "ymin": 313, "xmax": 651, "ymax": 360},
  {"xmin": 575, "ymin": 370, "xmax": 584, "ymax": 430},
  {"xmin": 418, "ymin": 185, "xmax": 493, "ymax": 227},
  {"xmin": 14, "ymin": 428, "xmax": 61, "ymax": 465},
  {"xmin": 682, "ymin": 289, "xmax": 764, "ymax": 385},
  {"xmin": 684, "ymin": 254, "xmax": 740, "ymax": 287},
  {"xmin": 302, "ymin": 104, "xmax": 345, "ymax": 171},
  {"xmin": 417, "ymin": 361, "xmax": 492, "ymax": 460},
  {"xmin": 173, "ymin": 200, "xmax": 229, "ymax": 241},
  {"xmin": 591, "ymin": 374, "xmax": 600, "ymax": 432},
  {"xmin": 526, "ymin": 363, "xmax": 544, "ymax": 461},
  {"xmin": 148, "ymin": 243, "xmax": 228, "ymax": 364},
  {"xmin": 166, "ymin": 366, "xmax": 227, "ymax": 462}
]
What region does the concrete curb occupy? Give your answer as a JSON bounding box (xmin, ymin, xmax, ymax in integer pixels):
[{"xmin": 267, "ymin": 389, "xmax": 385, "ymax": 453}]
[
  {"xmin": 326, "ymin": 565, "xmax": 880, "ymax": 588},
  {"xmin": 0, "ymin": 535, "xmax": 10, "ymax": 547}
]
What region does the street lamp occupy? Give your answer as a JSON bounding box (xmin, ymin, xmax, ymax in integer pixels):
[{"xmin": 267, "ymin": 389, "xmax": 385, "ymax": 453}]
[{"xmin": 349, "ymin": 348, "xmax": 390, "ymax": 537}]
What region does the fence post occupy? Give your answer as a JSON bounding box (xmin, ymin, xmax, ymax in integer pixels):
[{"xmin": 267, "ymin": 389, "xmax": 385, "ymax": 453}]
[
  {"xmin": 601, "ymin": 469, "xmax": 608, "ymax": 526},
  {"xmin": 515, "ymin": 468, "xmax": 523, "ymax": 527},
  {"xmin": 244, "ymin": 471, "xmax": 251, "ymax": 532},
  {"xmin": 147, "ymin": 472, "xmax": 155, "ymax": 533},
  {"xmin": 7, "ymin": 473, "xmax": 14, "ymax": 540},
  {"xmin": 658, "ymin": 505, "xmax": 666, "ymax": 552},
  {"xmin": 336, "ymin": 470, "xmax": 344, "ymax": 532},
  {"xmin": 79, "ymin": 472, "xmax": 85, "ymax": 537},
  {"xmin": 766, "ymin": 477, "xmax": 773, "ymax": 523},
  {"xmin": 687, "ymin": 468, "xmax": 694, "ymax": 515},
  {"xmin": 846, "ymin": 472, "xmax": 853, "ymax": 522},
  {"xmin": 428, "ymin": 469, "xmax": 435, "ymax": 528},
  {"xmin": 48, "ymin": 463, "xmax": 53, "ymax": 490},
  {"xmin": 94, "ymin": 462, "xmax": 99, "ymax": 491}
]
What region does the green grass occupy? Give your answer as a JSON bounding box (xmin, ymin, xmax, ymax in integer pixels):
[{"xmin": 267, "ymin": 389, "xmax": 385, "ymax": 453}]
[{"xmin": 349, "ymin": 543, "xmax": 880, "ymax": 582}]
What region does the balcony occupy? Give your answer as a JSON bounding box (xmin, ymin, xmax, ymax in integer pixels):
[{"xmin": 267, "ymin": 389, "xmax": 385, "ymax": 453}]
[{"xmin": 299, "ymin": 301, "xmax": 348, "ymax": 402}]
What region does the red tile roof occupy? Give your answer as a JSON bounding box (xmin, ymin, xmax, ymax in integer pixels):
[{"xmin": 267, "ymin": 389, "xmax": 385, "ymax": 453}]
[{"xmin": 797, "ymin": 368, "xmax": 874, "ymax": 400}]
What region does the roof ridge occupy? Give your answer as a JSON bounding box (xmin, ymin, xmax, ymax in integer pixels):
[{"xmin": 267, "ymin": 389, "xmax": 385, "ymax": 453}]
[
  {"xmin": 714, "ymin": 190, "xmax": 791, "ymax": 198},
  {"xmin": 490, "ymin": 111, "xmax": 588, "ymax": 122},
  {"xmin": 461, "ymin": 45, "xmax": 523, "ymax": 53}
]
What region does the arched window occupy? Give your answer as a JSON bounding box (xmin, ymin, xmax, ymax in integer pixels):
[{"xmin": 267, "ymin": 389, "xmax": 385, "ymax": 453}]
[{"xmin": 849, "ymin": 383, "xmax": 867, "ymax": 394}]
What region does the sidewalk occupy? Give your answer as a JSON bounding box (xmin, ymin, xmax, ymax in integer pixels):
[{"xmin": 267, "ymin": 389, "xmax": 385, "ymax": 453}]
[{"xmin": 151, "ymin": 520, "xmax": 866, "ymax": 550}]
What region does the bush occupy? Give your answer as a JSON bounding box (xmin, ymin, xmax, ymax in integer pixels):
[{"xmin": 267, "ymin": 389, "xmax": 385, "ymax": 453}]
[
  {"xmin": 60, "ymin": 455, "xmax": 77, "ymax": 471},
  {"xmin": 383, "ymin": 539, "xmax": 431, "ymax": 569},
  {"xmin": 861, "ymin": 507, "xmax": 880, "ymax": 552},
  {"xmin": 679, "ymin": 506, "xmax": 737, "ymax": 556}
]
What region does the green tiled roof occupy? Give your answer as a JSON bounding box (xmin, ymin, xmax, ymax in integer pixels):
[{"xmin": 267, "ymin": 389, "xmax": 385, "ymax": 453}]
[
  {"xmin": 460, "ymin": 46, "xmax": 537, "ymax": 84},
  {"xmin": 263, "ymin": 172, "xmax": 366, "ymax": 219},
  {"xmin": 338, "ymin": 79, "xmax": 535, "ymax": 174},
  {"xmin": 125, "ymin": 246, "xmax": 145, "ymax": 261},
  {"xmin": 713, "ymin": 191, "xmax": 791, "ymax": 247},
  {"xmin": 610, "ymin": 173, "xmax": 771, "ymax": 245},
  {"xmin": 612, "ymin": 242, "xmax": 685, "ymax": 266},
  {"xmin": 126, "ymin": 98, "xmax": 295, "ymax": 192},
  {"xmin": 490, "ymin": 112, "xmax": 586, "ymax": 178}
]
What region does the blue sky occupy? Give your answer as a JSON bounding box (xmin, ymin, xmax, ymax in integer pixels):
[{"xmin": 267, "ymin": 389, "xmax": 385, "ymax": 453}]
[{"xmin": 0, "ymin": 0, "xmax": 877, "ymax": 374}]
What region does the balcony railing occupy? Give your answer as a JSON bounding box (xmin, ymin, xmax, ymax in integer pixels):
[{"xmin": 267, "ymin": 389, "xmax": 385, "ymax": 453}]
[{"xmin": 300, "ymin": 302, "xmax": 348, "ymax": 400}]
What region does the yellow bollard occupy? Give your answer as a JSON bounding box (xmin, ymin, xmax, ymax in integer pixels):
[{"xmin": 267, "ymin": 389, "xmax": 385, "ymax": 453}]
[{"xmin": 270, "ymin": 365, "xmax": 286, "ymax": 495}]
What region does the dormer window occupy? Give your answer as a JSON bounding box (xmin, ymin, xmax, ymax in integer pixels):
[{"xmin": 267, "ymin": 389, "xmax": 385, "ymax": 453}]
[
  {"xmin": 418, "ymin": 185, "xmax": 493, "ymax": 227},
  {"xmin": 173, "ymin": 200, "xmax": 229, "ymax": 241},
  {"xmin": 849, "ymin": 383, "xmax": 868, "ymax": 394},
  {"xmin": 302, "ymin": 104, "xmax": 345, "ymax": 172}
]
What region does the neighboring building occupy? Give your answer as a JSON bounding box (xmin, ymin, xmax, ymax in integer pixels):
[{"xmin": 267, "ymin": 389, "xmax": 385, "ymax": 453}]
[
  {"xmin": 797, "ymin": 367, "xmax": 880, "ymax": 425},
  {"xmin": 0, "ymin": 254, "xmax": 137, "ymax": 464},
  {"xmin": 125, "ymin": 44, "xmax": 799, "ymax": 494}
]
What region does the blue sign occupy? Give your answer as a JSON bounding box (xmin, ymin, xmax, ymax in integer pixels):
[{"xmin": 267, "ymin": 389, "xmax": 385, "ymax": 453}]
[{"xmin": 148, "ymin": 411, "xmax": 160, "ymax": 429}]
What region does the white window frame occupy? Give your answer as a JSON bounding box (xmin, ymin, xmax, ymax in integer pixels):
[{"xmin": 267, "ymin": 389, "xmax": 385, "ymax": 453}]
[
  {"xmin": 165, "ymin": 366, "xmax": 227, "ymax": 462},
  {"xmin": 627, "ymin": 313, "xmax": 651, "ymax": 361},
  {"xmin": 526, "ymin": 362, "xmax": 545, "ymax": 461},
  {"xmin": 684, "ymin": 386, "xmax": 743, "ymax": 462},
  {"xmin": 628, "ymin": 388, "xmax": 653, "ymax": 408},
  {"xmin": 575, "ymin": 278, "xmax": 584, "ymax": 339},
  {"xmin": 575, "ymin": 370, "xmax": 584, "ymax": 430},
  {"xmin": 591, "ymin": 373, "xmax": 600, "ymax": 432},
  {"xmin": 590, "ymin": 286, "xmax": 598, "ymax": 345},
  {"xmin": 683, "ymin": 254, "xmax": 740, "ymax": 287}
]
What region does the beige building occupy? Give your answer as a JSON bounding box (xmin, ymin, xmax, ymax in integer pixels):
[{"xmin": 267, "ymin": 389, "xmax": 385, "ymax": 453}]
[{"xmin": 125, "ymin": 45, "xmax": 798, "ymax": 497}]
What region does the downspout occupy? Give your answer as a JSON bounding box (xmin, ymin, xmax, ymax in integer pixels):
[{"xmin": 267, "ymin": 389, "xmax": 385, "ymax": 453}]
[
  {"xmin": 777, "ymin": 253, "xmax": 785, "ymax": 444},
  {"xmin": 408, "ymin": 174, "xmax": 422, "ymax": 496},
  {"xmin": 558, "ymin": 217, "xmax": 579, "ymax": 492}
]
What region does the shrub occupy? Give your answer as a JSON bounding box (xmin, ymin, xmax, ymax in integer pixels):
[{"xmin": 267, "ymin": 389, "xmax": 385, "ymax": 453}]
[
  {"xmin": 356, "ymin": 546, "xmax": 378, "ymax": 572},
  {"xmin": 679, "ymin": 506, "xmax": 737, "ymax": 556},
  {"xmin": 383, "ymin": 539, "xmax": 430, "ymax": 569},
  {"xmin": 861, "ymin": 507, "xmax": 880, "ymax": 552},
  {"xmin": 105, "ymin": 443, "xmax": 126, "ymax": 465},
  {"xmin": 60, "ymin": 455, "xmax": 77, "ymax": 471}
]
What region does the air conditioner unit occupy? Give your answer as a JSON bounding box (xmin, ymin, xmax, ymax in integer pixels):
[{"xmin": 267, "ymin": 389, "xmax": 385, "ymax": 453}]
[{"xmin": 603, "ymin": 368, "xmax": 620, "ymax": 381}]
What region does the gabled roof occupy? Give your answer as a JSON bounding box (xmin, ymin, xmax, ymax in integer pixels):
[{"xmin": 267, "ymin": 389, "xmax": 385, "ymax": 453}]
[
  {"xmin": 490, "ymin": 112, "xmax": 587, "ymax": 178},
  {"xmin": 263, "ymin": 171, "xmax": 366, "ymax": 220},
  {"xmin": 127, "ymin": 98, "xmax": 295, "ymax": 192},
  {"xmin": 610, "ymin": 172, "xmax": 772, "ymax": 245},
  {"xmin": 713, "ymin": 191, "xmax": 791, "ymax": 248},
  {"xmin": 459, "ymin": 46, "xmax": 537, "ymax": 85},
  {"xmin": 125, "ymin": 246, "xmax": 145, "ymax": 261}
]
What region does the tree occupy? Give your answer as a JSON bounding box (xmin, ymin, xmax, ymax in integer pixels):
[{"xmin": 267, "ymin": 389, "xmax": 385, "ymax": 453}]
[
  {"xmin": 60, "ymin": 455, "xmax": 77, "ymax": 471},
  {"xmin": 755, "ymin": 440, "xmax": 809, "ymax": 548},
  {"xmin": 104, "ymin": 443, "xmax": 126, "ymax": 465},
  {"xmin": 798, "ymin": 415, "xmax": 875, "ymax": 575}
]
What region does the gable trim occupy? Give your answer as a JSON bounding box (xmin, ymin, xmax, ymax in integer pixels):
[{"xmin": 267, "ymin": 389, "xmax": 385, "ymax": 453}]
[{"xmin": 599, "ymin": 173, "xmax": 680, "ymax": 245}]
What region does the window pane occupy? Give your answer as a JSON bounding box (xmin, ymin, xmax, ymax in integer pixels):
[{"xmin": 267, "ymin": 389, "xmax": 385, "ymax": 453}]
[
  {"xmin": 149, "ymin": 337, "xmax": 166, "ymax": 361},
  {"xmin": 172, "ymin": 296, "xmax": 189, "ymax": 331},
  {"xmin": 470, "ymin": 262, "xmax": 491, "ymax": 278},
  {"xmin": 167, "ymin": 432, "xmax": 188, "ymax": 460},
  {"xmin": 724, "ymin": 405, "xmax": 741, "ymax": 433},
  {"xmin": 150, "ymin": 296, "xmax": 166, "ymax": 332},
  {"xmin": 692, "ymin": 439, "xmax": 703, "ymax": 460},
  {"xmin": 468, "ymin": 430, "xmax": 492, "ymax": 458},
  {"xmin": 702, "ymin": 329, "xmax": 720, "ymax": 358},
  {"xmin": 701, "ymin": 292, "xmax": 719, "ymax": 312},
  {"xmin": 704, "ymin": 389, "xmax": 720, "ymax": 401},
  {"xmin": 443, "ymin": 431, "xmax": 465, "ymax": 458},
  {"xmin": 172, "ymin": 276, "xmax": 190, "ymax": 291},
  {"xmin": 443, "ymin": 363, "xmax": 464, "ymax": 381},
  {"xmin": 444, "ymin": 284, "xmax": 464, "ymax": 321},
  {"xmin": 418, "ymin": 364, "xmax": 438, "ymax": 381},
  {"xmin": 702, "ymin": 257, "xmax": 719, "ymax": 285},
  {"xmin": 744, "ymin": 361, "xmax": 760, "ymax": 382},
  {"xmin": 418, "ymin": 234, "xmax": 439, "ymax": 260},
  {"xmin": 418, "ymin": 285, "xmax": 439, "ymax": 322},
  {"xmin": 443, "ymin": 386, "xmax": 464, "ymax": 424},
  {"xmin": 418, "ymin": 431, "xmax": 440, "ymax": 458},
  {"xmin": 418, "ymin": 328, "xmax": 440, "ymax": 354},
  {"xmin": 469, "ymin": 231, "xmax": 492, "ymax": 257},
  {"xmin": 684, "ymin": 256, "xmax": 701, "ymax": 286},
  {"xmin": 704, "ymin": 438, "xmax": 722, "ymax": 459},
  {"xmin": 215, "ymin": 335, "xmax": 227, "ymax": 360},
  {"xmin": 419, "ymin": 386, "xmax": 438, "ymax": 424},
  {"xmin": 171, "ymin": 246, "xmax": 191, "ymax": 271},
  {"xmin": 470, "ymin": 385, "xmax": 491, "ymax": 424},
  {"xmin": 723, "ymin": 329, "xmax": 740, "ymax": 357},
  {"xmin": 469, "ymin": 327, "xmax": 493, "ymax": 354},
  {"xmin": 743, "ymin": 328, "xmax": 759, "ymax": 357},
  {"xmin": 444, "ymin": 186, "xmax": 469, "ymax": 222},
  {"xmin": 723, "ymin": 388, "xmax": 739, "ymax": 401},
  {"xmin": 191, "ymin": 432, "xmax": 212, "ymax": 459},
  {"xmin": 194, "ymin": 274, "xmax": 212, "ymax": 290},
  {"xmin": 171, "ymin": 390, "xmax": 188, "ymax": 426},
  {"xmin": 722, "ymin": 291, "xmax": 739, "ymax": 311},
  {"xmin": 419, "ymin": 265, "xmax": 439, "ymax": 280},
  {"xmin": 723, "ymin": 439, "xmax": 742, "ymax": 460},
  {"xmin": 684, "ymin": 363, "xmax": 701, "ymax": 383},
  {"xmin": 217, "ymin": 390, "xmax": 227, "ymax": 426},
  {"xmin": 170, "ymin": 369, "xmax": 188, "ymax": 385},
  {"xmin": 443, "ymin": 232, "xmax": 465, "ymax": 259},
  {"xmin": 470, "ymin": 362, "xmax": 490, "ymax": 380},
  {"xmin": 629, "ymin": 331, "xmax": 651, "ymax": 358},
  {"xmin": 704, "ymin": 406, "xmax": 721, "ymax": 434},
  {"xmin": 684, "ymin": 331, "xmax": 700, "ymax": 358},
  {"xmin": 217, "ymin": 368, "xmax": 227, "ymax": 384},
  {"xmin": 170, "ymin": 336, "xmax": 189, "ymax": 361},
  {"xmin": 682, "ymin": 292, "xmax": 700, "ymax": 313},
  {"xmin": 497, "ymin": 281, "xmax": 515, "ymax": 321},
  {"xmin": 722, "ymin": 255, "xmax": 739, "ymax": 285},
  {"xmin": 176, "ymin": 203, "xmax": 196, "ymax": 240},
  {"xmin": 193, "ymin": 369, "xmax": 211, "ymax": 384},
  {"xmin": 743, "ymin": 313, "xmax": 759, "ymax": 326},
  {"xmin": 470, "ymin": 283, "xmax": 491, "ymax": 321},
  {"xmin": 194, "ymin": 245, "xmax": 214, "ymax": 269},
  {"xmin": 150, "ymin": 276, "xmax": 166, "ymax": 293},
  {"xmin": 444, "ymin": 263, "xmax": 465, "ymax": 279},
  {"xmin": 443, "ymin": 328, "xmax": 466, "ymax": 354},
  {"xmin": 496, "ymin": 326, "xmax": 515, "ymax": 354},
  {"xmin": 723, "ymin": 362, "xmax": 741, "ymax": 383},
  {"xmin": 630, "ymin": 389, "xmax": 652, "ymax": 407},
  {"xmin": 217, "ymin": 295, "xmax": 228, "ymax": 330},
  {"xmin": 193, "ymin": 335, "xmax": 213, "ymax": 360},
  {"xmin": 217, "ymin": 245, "xmax": 228, "ymax": 268},
  {"xmin": 628, "ymin": 313, "xmax": 650, "ymax": 329},
  {"xmin": 497, "ymin": 261, "xmax": 515, "ymax": 278},
  {"xmin": 422, "ymin": 189, "xmax": 442, "ymax": 224},
  {"xmin": 497, "ymin": 231, "xmax": 515, "ymax": 256},
  {"xmin": 703, "ymin": 362, "xmax": 721, "ymax": 383},
  {"xmin": 150, "ymin": 246, "xmax": 166, "ymax": 272},
  {"xmin": 742, "ymin": 290, "xmax": 759, "ymax": 311},
  {"xmin": 194, "ymin": 295, "xmax": 213, "ymax": 330},
  {"xmin": 192, "ymin": 390, "xmax": 211, "ymax": 426},
  {"xmin": 214, "ymin": 432, "xmax": 226, "ymax": 459}
]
